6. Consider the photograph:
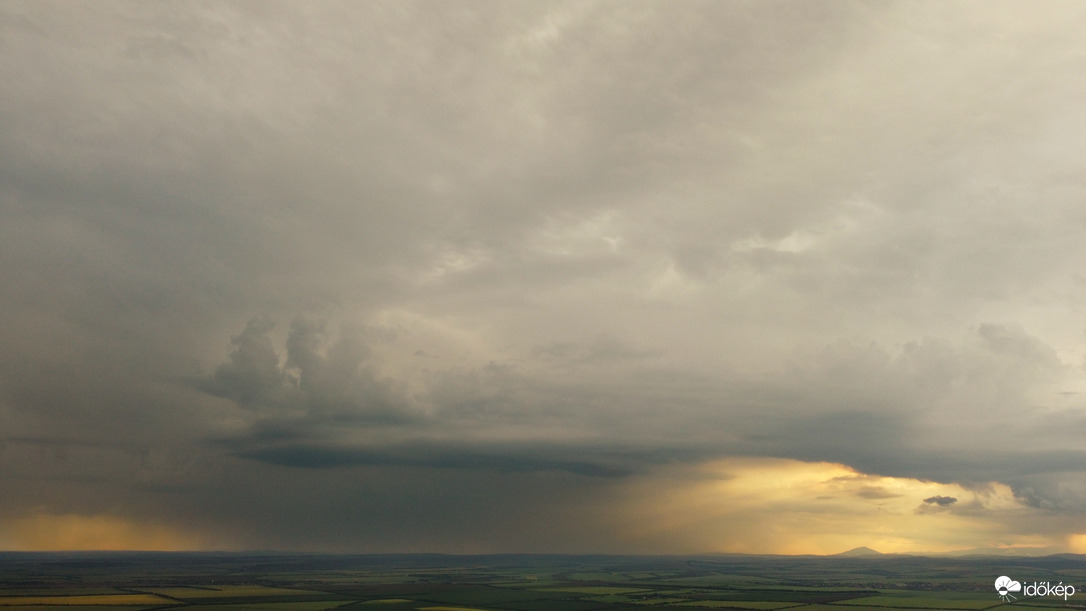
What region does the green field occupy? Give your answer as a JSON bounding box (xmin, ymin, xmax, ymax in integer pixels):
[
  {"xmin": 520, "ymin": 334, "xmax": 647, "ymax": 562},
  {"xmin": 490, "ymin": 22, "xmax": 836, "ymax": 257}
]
[
  {"xmin": 539, "ymin": 586, "xmax": 651, "ymax": 594},
  {"xmin": 675, "ymin": 602, "xmax": 803, "ymax": 609},
  {"xmin": 835, "ymin": 595, "xmax": 996, "ymax": 609},
  {"xmin": 0, "ymin": 593, "xmax": 169, "ymax": 605},
  {"xmin": 1, "ymin": 551, "xmax": 1084, "ymax": 610}
]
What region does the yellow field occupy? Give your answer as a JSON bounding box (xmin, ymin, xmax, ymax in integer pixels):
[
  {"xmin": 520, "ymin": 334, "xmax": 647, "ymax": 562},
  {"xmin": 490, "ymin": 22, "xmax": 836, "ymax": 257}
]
[
  {"xmin": 140, "ymin": 585, "xmax": 323, "ymax": 599},
  {"xmin": 0, "ymin": 594, "xmax": 169, "ymax": 606}
]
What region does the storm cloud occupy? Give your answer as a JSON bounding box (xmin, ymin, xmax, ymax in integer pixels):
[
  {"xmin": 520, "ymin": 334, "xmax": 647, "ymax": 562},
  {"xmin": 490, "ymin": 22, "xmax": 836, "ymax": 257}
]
[{"xmin": 4, "ymin": 1, "xmax": 1086, "ymax": 554}]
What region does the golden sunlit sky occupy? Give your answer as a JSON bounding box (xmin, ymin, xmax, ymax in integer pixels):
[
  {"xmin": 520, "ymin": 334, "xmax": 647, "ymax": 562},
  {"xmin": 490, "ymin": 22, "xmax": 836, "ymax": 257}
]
[{"xmin": 4, "ymin": 1, "xmax": 1086, "ymax": 555}]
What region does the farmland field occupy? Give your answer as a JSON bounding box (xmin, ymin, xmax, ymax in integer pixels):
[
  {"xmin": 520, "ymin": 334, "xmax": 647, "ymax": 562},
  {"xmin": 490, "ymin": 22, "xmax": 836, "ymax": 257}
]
[
  {"xmin": 0, "ymin": 593, "xmax": 169, "ymax": 605},
  {"xmin": 2, "ymin": 552, "xmax": 1086, "ymax": 610}
]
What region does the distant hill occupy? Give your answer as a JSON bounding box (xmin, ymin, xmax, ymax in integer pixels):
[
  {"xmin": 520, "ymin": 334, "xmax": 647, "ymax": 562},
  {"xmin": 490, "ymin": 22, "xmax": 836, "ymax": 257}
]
[
  {"xmin": 834, "ymin": 546, "xmax": 883, "ymax": 557},
  {"xmin": 936, "ymin": 546, "xmax": 1063, "ymax": 557}
]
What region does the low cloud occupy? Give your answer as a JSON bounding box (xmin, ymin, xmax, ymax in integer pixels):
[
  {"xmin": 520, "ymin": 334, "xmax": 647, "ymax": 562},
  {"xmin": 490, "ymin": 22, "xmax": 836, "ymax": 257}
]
[
  {"xmin": 197, "ymin": 316, "xmax": 414, "ymax": 425},
  {"xmin": 924, "ymin": 495, "xmax": 958, "ymax": 506},
  {"xmin": 855, "ymin": 486, "xmax": 902, "ymax": 500}
]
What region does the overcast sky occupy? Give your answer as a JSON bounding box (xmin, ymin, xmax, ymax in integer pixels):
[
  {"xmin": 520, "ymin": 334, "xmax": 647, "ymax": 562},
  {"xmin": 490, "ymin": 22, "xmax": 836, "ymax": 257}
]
[{"xmin": 4, "ymin": 1, "xmax": 1086, "ymax": 555}]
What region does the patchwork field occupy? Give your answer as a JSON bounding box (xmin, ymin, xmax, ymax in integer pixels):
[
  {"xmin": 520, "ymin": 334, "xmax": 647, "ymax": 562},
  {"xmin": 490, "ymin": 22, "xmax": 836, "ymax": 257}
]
[
  {"xmin": 2, "ymin": 552, "xmax": 1085, "ymax": 610},
  {"xmin": 0, "ymin": 593, "xmax": 169, "ymax": 606}
]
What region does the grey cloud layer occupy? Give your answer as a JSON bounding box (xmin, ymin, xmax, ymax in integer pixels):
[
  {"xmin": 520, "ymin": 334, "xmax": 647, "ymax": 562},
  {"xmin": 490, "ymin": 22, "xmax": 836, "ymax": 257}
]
[{"xmin": 4, "ymin": 1, "xmax": 1086, "ymax": 551}]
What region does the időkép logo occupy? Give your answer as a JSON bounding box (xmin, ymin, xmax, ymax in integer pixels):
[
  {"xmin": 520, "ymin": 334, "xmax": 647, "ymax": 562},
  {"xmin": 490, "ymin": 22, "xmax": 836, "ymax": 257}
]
[{"xmin": 995, "ymin": 575, "xmax": 1075, "ymax": 602}]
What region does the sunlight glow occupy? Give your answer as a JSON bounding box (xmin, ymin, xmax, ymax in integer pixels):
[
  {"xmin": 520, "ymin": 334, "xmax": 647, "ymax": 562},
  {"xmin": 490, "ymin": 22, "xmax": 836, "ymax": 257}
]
[
  {"xmin": 607, "ymin": 458, "xmax": 1033, "ymax": 555},
  {"xmin": 3, "ymin": 514, "xmax": 216, "ymax": 551}
]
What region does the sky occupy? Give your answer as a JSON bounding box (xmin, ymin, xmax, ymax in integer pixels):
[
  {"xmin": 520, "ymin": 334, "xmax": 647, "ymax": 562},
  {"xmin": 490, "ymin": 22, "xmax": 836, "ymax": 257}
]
[{"xmin": 3, "ymin": 1, "xmax": 1086, "ymax": 555}]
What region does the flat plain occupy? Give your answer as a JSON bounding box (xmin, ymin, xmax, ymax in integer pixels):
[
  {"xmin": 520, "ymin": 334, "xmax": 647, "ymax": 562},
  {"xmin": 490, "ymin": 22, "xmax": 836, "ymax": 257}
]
[{"xmin": 1, "ymin": 552, "xmax": 1084, "ymax": 610}]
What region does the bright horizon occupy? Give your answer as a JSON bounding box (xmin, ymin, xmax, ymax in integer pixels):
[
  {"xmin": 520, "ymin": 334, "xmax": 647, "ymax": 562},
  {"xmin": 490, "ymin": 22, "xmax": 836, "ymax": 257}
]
[{"xmin": 4, "ymin": 1, "xmax": 1086, "ymax": 556}]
